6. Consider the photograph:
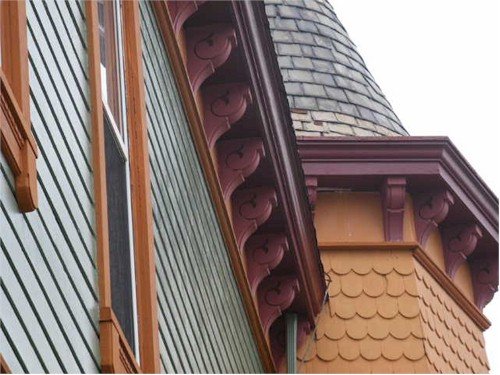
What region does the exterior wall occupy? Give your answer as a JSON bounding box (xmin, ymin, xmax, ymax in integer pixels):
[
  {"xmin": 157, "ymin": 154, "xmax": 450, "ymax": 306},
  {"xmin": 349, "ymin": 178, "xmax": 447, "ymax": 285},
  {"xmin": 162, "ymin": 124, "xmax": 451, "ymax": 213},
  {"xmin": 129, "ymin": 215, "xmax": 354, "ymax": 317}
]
[
  {"xmin": 1, "ymin": 0, "xmax": 100, "ymax": 373},
  {"xmin": 415, "ymin": 262, "xmax": 489, "ymax": 373},
  {"xmin": 299, "ymin": 191, "xmax": 489, "ymax": 373},
  {"xmin": 300, "ymin": 248, "xmax": 430, "ymax": 373},
  {"xmin": 139, "ymin": 2, "xmax": 263, "ymax": 373}
]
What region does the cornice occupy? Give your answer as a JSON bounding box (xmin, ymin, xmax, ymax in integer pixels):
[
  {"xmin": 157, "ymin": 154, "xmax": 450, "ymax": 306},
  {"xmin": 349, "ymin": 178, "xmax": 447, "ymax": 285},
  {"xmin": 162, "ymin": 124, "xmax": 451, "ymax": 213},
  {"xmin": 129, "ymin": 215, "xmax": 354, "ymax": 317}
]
[{"xmin": 300, "ymin": 136, "xmax": 498, "ymax": 312}]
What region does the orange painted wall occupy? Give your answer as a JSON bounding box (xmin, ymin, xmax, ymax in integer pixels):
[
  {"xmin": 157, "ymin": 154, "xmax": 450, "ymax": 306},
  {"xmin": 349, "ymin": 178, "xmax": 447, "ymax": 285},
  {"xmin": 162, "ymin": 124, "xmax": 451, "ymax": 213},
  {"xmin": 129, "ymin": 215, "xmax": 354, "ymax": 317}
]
[{"xmin": 300, "ymin": 192, "xmax": 489, "ymax": 373}]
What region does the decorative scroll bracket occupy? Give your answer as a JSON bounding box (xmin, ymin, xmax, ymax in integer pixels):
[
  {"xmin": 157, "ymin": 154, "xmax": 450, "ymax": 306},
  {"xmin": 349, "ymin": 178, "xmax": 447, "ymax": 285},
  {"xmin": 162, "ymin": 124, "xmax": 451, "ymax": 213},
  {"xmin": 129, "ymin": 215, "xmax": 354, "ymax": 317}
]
[
  {"xmin": 305, "ymin": 176, "xmax": 318, "ymax": 215},
  {"xmin": 258, "ymin": 276, "xmax": 300, "ymax": 335},
  {"xmin": 217, "ymin": 138, "xmax": 264, "ymax": 201},
  {"xmin": 202, "ymin": 83, "xmax": 252, "ymax": 148},
  {"xmin": 470, "ymin": 255, "xmax": 499, "ymax": 310},
  {"xmin": 245, "ymin": 234, "xmax": 289, "ymax": 294},
  {"xmin": 186, "ymin": 24, "xmax": 237, "ymax": 92},
  {"xmin": 232, "ymin": 187, "xmax": 277, "ymax": 249},
  {"xmin": 381, "ymin": 177, "xmax": 406, "ymax": 242},
  {"xmin": 414, "ymin": 190, "xmax": 454, "ymax": 246},
  {"xmin": 167, "ymin": 1, "xmax": 207, "ymax": 35},
  {"xmin": 442, "ymin": 224, "xmax": 483, "ymax": 278}
]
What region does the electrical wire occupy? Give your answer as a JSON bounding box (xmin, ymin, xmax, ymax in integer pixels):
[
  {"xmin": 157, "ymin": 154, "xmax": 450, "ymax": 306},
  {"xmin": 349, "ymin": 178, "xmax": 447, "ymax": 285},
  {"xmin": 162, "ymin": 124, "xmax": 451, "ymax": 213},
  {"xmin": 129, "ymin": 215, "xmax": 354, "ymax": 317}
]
[{"xmin": 297, "ymin": 272, "xmax": 332, "ymax": 372}]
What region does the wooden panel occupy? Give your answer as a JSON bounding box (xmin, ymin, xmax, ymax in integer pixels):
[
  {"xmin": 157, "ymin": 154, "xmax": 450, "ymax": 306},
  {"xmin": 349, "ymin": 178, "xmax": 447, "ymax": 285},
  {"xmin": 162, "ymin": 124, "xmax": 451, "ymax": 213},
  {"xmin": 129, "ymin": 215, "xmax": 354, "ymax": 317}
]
[
  {"xmin": 0, "ymin": 0, "xmax": 99, "ymax": 372},
  {"xmin": 139, "ymin": 2, "xmax": 263, "ymax": 372}
]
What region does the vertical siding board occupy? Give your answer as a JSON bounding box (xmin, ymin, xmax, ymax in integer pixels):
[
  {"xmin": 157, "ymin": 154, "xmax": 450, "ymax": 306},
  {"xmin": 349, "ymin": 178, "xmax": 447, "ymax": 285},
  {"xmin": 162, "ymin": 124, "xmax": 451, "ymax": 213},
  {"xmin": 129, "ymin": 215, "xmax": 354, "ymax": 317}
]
[
  {"xmin": 140, "ymin": 2, "xmax": 263, "ymax": 372},
  {"xmin": 0, "ymin": 295, "xmax": 44, "ymax": 373},
  {"xmin": 27, "ymin": 1, "xmax": 91, "ymax": 139},
  {"xmin": 0, "ymin": 0, "xmax": 100, "ymax": 372}
]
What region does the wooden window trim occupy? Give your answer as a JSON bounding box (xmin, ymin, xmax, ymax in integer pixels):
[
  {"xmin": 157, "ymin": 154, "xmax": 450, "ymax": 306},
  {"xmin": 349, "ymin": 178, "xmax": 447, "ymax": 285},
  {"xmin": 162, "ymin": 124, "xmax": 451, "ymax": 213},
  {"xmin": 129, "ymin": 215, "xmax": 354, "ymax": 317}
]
[
  {"xmin": 0, "ymin": 0, "xmax": 38, "ymax": 212},
  {"xmin": 86, "ymin": 1, "xmax": 159, "ymax": 373},
  {"xmin": 0, "ymin": 354, "xmax": 12, "ymax": 374}
]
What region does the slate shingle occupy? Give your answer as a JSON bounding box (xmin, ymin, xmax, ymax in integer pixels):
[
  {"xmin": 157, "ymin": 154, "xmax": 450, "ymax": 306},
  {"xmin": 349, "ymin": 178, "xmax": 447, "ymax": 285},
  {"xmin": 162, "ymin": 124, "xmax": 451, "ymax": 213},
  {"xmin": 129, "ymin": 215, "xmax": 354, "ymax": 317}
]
[{"xmin": 264, "ymin": 0, "xmax": 408, "ymax": 136}]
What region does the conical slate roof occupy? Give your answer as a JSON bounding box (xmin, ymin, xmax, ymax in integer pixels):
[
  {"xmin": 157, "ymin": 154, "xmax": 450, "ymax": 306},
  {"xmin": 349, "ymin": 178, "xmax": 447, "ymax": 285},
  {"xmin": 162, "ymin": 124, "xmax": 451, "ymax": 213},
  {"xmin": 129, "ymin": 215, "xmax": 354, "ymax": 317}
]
[{"xmin": 264, "ymin": 0, "xmax": 408, "ymax": 136}]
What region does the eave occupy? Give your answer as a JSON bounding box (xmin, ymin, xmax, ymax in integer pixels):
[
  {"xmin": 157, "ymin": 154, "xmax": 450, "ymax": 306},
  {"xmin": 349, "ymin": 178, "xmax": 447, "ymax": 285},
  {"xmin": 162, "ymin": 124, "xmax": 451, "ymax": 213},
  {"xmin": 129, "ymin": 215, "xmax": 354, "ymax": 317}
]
[
  {"xmin": 299, "ymin": 136, "xmax": 499, "ymax": 311},
  {"xmin": 152, "ymin": 1, "xmax": 326, "ymax": 370}
]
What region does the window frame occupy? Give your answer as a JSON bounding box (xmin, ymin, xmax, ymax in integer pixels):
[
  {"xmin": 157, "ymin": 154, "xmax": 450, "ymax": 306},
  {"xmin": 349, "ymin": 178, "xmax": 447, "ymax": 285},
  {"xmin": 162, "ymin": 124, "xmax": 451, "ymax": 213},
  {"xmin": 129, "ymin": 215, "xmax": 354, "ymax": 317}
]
[
  {"xmin": 0, "ymin": 0, "xmax": 37, "ymax": 212},
  {"xmin": 86, "ymin": 0, "xmax": 159, "ymax": 372}
]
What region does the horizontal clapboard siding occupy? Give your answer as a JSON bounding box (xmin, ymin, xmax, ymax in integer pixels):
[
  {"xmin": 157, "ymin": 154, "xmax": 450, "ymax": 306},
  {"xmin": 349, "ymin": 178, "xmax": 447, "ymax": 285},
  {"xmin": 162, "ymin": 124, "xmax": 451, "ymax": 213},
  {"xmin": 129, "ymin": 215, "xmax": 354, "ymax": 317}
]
[
  {"xmin": 0, "ymin": 1, "xmax": 99, "ymax": 373},
  {"xmin": 140, "ymin": 3, "xmax": 263, "ymax": 373}
]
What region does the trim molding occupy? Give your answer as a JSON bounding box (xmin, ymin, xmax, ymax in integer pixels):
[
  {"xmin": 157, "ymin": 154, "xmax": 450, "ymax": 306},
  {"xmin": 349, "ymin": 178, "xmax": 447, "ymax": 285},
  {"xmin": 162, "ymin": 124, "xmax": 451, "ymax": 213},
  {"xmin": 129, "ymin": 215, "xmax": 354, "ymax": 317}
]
[
  {"xmin": 122, "ymin": 2, "xmax": 159, "ymax": 372},
  {"xmin": 0, "ymin": 354, "xmax": 12, "ymax": 374},
  {"xmin": 413, "ymin": 246, "xmax": 491, "ymax": 330}
]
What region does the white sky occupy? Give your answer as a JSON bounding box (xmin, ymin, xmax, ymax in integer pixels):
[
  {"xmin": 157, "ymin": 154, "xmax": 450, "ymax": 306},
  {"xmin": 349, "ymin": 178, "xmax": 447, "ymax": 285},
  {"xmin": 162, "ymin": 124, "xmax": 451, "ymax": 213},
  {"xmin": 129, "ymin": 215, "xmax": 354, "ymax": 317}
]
[{"xmin": 331, "ymin": 0, "xmax": 500, "ymax": 371}]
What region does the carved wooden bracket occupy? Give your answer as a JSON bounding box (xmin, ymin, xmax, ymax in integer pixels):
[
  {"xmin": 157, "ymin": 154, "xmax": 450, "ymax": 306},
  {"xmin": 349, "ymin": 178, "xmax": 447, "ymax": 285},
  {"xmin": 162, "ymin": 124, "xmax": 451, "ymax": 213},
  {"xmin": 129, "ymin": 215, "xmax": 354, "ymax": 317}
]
[
  {"xmin": 1, "ymin": 70, "xmax": 38, "ymax": 212},
  {"xmin": 258, "ymin": 276, "xmax": 300, "ymax": 335},
  {"xmin": 245, "ymin": 234, "xmax": 288, "ymax": 294},
  {"xmin": 414, "ymin": 190, "xmax": 454, "ymax": 246},
  {"xmin": 185, "ymin": 24, "xmax": 237, "ymax": 92},
  {"xmin": 167, "ymin": 1, "xmax": 206, "ymax": 35},
  {"xmin": 470, "ymin": 256, "xmax": 499, "ymax": 310},
  {"xmin": 442, "ymin": 224, "xmax": 483, "ymax": 278},
  {"xmin": 232, "ymin": 187, "xmax": 277, "ymax": 249},
  {"xmin": 381, "ymin": 177, "xmax": 406, "ymax": 242},
  {"xmin": 217, "ymin": 138, "xmax": 264, "ymax": 201},
  {"xmin": 305, "ymin": 176, "xmax": 318, "ymax": 214},
  {"xmin": 202, "ymin": 83, "xmax": 252, "ymax": 148}
]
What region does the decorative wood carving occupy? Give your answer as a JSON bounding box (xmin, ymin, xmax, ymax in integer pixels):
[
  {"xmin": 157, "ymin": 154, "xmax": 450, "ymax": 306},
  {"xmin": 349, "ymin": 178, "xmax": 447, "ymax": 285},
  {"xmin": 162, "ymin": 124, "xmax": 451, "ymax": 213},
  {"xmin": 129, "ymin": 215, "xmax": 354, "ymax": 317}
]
[
  {"xmin": 167, "ymin": 1, "xmax": 206, "ymax": 35},
  {"xmin": 245, "ymin": 234, "xmax": 289, "ymax": 293},
  {"xmin": 305, "ymin": 176, "xmax": 318, "ymax": 214},
  {"xmin": 202, "ymin": 83, "xmax": 252, "ymax": 148},
  {"xmin": 185, "ymin": 24, "xmax": 237, "ymax": 92},
  {"xmin": 258, "ymin": 276, "xmax": 300, "ymax": 335},
  {"xmin": 414, "ymin": 190, "xmax": 454, "ymax": 246},
  {"xmin": 1, "ymin": 0, "xmax": 37, "ymax": 212},
  {"xmin": 470, "ymin": 256, "xmax": 499, "ymax": 310},
  {"xmin": 442, "ymin": 224, "xmax": 483, "ymax": 278},
  {"xmin": 381, "ymin": 177, "xmax": 406, "ymax": 242},
  {"xmin": 217, "ymin": 138, "xmax": 264, "ymax": 200},
  {"xmin": 232, "ymin": 187, "xmax": 278, "ymax": 249}
]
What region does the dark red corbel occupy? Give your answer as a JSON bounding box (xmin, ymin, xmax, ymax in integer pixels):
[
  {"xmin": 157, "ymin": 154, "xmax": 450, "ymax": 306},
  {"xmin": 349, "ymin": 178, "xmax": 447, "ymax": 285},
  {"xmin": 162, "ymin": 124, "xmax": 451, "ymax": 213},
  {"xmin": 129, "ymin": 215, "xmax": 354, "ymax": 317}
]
[
  {"xmin": 185, "ymin": 24, "xmax": 237, "ymax": 92},
  {"xmin": 305, "ymin": 176, "xmax": 318, "ymax": 215},
  {"xmin": 167, "ymin": 1, "xmax": 206, "ymax": 35},
  {"xmin": 442, "ymin": 224, "xmax": 483, "ymax": 278},
  {"xmin": 232, "ymin": 187, "xmax": 277, "ymax": 249},
  {"xmin": 414, "ymin": 190, "xmax": 455, "ymax": 246},
  {"xmin": 381, "ymin": 177, "xmax": 406, "ymax": 242},
  {"xmin": 245, "ymin": 234, "xmax": 289, "ymax": 293},
  {"xmin": 258, "ymin": 276, "xmax": 300, "ymax": 335},
  {"xmin": 217, "ymin": 138, "xmax": 264, "ymax": 200},
  {"xmin": 470, "ymin": 255, "xmax": 499, "ymax": 310},
  {"xmin": 202, "ymin": 83, "xmax": 252, "ymax": 148}
]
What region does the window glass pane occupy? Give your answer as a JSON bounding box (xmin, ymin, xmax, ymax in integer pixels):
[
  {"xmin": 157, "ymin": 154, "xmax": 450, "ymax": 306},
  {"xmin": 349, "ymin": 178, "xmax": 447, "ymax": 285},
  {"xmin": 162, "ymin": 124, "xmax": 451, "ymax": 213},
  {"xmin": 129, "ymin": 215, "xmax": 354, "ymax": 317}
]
[
  {"xmin": 98, "ymin": 0, "xmax": 123, "ymax": 133},
  {"xmin": 104, "ymin": 112, "xmax": 136, "ymax": 352}
]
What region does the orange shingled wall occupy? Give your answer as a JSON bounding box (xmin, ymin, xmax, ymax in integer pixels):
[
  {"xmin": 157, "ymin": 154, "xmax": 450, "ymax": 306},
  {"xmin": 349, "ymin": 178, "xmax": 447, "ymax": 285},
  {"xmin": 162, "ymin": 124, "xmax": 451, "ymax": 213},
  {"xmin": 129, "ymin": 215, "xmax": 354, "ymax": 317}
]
[{"xmin": 298, "ymin": 192, "xmax": 489, "ymax": 373}]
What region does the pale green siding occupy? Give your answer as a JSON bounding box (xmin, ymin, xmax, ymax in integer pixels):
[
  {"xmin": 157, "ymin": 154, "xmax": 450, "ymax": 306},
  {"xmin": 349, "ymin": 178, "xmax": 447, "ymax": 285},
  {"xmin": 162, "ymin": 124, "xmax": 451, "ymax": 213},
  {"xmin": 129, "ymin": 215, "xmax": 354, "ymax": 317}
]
[
  {"xmin": 140, "ymin": 2, "xmax": 264, "ymax": 373},
  {"xmin": 0, "ymin": 0, "xmax": 100, "ymax": 373}
]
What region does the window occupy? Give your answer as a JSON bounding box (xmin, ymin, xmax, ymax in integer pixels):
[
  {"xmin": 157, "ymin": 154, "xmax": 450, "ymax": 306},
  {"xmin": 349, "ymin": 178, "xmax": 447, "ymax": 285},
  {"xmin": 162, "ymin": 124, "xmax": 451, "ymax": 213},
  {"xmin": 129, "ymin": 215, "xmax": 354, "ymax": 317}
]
[
  {"xmin": 98, "ymin": 0, "xmax": 139, "ymax": 357},
  {"xmin": 87, "ymin": 0, "xmax": 159, "ymax": 371},
  {"xmin": 0, "ymin": 0, "xmax": 37, "ymax": 212}
]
